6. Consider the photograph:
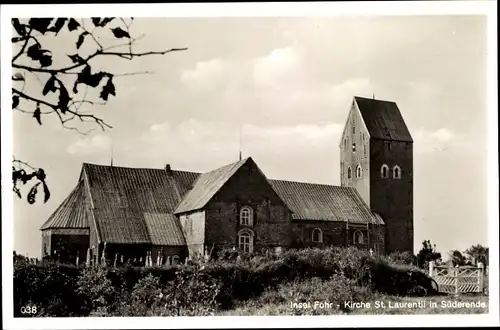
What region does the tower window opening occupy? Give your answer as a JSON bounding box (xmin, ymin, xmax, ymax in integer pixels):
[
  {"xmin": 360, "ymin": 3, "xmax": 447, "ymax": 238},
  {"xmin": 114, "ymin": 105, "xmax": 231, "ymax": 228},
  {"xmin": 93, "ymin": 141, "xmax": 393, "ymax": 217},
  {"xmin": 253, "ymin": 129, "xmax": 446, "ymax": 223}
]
[
  {"xmin": 352, "ymin": 143, "xmax": 356, "ymax": 152},
  {"xmin": 393, "ymin": 165, "xmax": 402, "ymax": 179},
  {"xmin": 381, "ymin": 164, "xmax": 389, "ymax": 178},
  {"xmin": 356, "ymin": 164, "xmax": 362, "ymax": 178},
  {"xmin": 347, "ymin": 167, "xmax": 352, "ymax": 179}
]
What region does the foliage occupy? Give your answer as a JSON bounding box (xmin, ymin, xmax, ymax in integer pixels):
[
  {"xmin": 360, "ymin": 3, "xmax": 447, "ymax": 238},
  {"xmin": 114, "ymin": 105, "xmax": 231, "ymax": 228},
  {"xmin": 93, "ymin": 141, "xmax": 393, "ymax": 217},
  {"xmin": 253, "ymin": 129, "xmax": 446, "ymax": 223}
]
[
  {"xmin": 449, "ymin": 250, "xmax": 468, "ymax": 267},
  {"xmin": 11, "ymin": 17, "xmax": 186, "ymax": 203},
  {"xmin": 14, "ymin": 246, "xmax": 443, "ymax": 317},
  {"xmin": 416, "ymin": 240, "xmax": 442, "ymax": 269},
  {"xmin": 76, "ymin": 266, "xmax": 118, "ymax": 315},
  {"xmin": 464, "ymin": 244, "xmax": 488, "ymax": 266},
  {"xmin": 389, "ymin": 251, "xmax": 417, "ymax": 266},
  {"xmin": 13, "ymin": 258, "xmax": 83, "ymax": 317},
  {"xmin": 258, "ymin": 275, "xmax": 372, "ymax": 314}
]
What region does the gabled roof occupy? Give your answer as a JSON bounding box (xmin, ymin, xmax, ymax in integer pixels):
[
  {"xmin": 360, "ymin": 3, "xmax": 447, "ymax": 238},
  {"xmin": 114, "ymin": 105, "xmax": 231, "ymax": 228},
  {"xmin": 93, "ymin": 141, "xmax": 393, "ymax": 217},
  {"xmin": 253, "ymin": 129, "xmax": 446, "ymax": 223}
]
[
  {"xmin": 354, "ymin": 96, "xmax": 413, "ymax": 143},
  {"xmin": 174, "ymin": 158, "xmax": 249, "ymax": 214},
  {"xmin": 40, "ymin": 180, "xmax": 88, "ymax": 230},
  {"xmin": 269, "ymin": 179, "xmax": 384, "ymax": 224},
  {"xmin": 42, "ymin": 157, "xmax": 385, "ymax": 245},
  {"xmin": 82, "ymin": 163, "xmax": 199, "ymax": 245}
]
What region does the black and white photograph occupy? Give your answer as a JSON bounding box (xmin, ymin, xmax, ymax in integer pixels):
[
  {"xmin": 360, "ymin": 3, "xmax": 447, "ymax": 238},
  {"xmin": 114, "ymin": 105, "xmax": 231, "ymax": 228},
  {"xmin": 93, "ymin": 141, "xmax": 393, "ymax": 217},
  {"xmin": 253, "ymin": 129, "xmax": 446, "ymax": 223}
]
[{"xmin": 2, "ymin": 2, "xmax": 498, "ymax": 329}]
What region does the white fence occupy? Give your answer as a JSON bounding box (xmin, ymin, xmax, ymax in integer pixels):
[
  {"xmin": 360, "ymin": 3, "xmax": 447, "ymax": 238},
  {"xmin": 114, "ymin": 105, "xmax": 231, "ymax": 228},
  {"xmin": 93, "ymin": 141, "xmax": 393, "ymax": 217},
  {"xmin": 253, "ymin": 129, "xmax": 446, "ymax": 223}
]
[{"xmin": 429, "ymin": 261, "xmax": 485, "ymax": 294}]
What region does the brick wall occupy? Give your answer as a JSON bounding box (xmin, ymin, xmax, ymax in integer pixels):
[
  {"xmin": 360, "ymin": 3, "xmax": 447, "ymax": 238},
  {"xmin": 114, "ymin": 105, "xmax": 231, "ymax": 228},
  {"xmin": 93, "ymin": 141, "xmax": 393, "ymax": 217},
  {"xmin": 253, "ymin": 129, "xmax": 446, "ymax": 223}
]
[
  {"xmin": 291, "ymin": 220, "xmax": 385, "ymax": 251},
  {"xmin": 205, "ymin": 160, "xmax": 291, "ymax": 252},
  {"xmin": 370, "ymin": 139, "xmax": 413, "ymax": 253}
]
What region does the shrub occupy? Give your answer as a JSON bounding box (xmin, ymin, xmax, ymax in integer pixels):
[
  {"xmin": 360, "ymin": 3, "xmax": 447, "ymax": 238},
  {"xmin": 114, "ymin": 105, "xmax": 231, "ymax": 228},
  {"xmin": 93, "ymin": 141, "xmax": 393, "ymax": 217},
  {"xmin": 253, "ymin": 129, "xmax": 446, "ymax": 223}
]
[
  {"xmin": 258, "ymin": 275, "xmax": 372, "ymax": 314},
  {"xmin": 389, "ymin": 251, "xmax": 417, "ymax": 267},
  {"xmin": 76, "ymin": 266, "xmax": 118, "ymax": 315},
  {"xmin": 14, "ymin": 259, "xmax": 83, "ymax": 317}
]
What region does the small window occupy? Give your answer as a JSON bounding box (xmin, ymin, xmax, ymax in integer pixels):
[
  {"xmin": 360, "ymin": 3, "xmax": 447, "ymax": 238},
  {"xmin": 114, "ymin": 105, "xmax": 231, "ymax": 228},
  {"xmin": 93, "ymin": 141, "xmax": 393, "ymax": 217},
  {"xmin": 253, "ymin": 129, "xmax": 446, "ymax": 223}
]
[
  {"xmin": 381, "ymin": 164, "xmax": 389, "ymax": 178},
  {"xmin": 353, "ymin": 230, "xmax": 364, "ymax": 244},
  {"xmin": 344, "ymin": 138, "xmax": 347, "ymax": 148},
  {"xmin": 347, "ymin": 167, "xmax": 352, "ymax": 179},
  {"xmin": 393, "ymin": 165, "xmax": 402, "ymax": 179},
  {"xmin": 356, "ymin": 164, "xmax": 362, "ymax": 178},
  {"xmin": 240, "ymin": 206, "xmax": 253, "ymax": 226},
  {"xmin": 312, "ymin": 228, "xmax": 323, "ymax": 243},
  {"xmin": 352, "ymin": 143, "xmax": 356, "ymax": 152},
  {"xmin": 352, "ymin": 125, "xmax": 355, "ymax": 134}
]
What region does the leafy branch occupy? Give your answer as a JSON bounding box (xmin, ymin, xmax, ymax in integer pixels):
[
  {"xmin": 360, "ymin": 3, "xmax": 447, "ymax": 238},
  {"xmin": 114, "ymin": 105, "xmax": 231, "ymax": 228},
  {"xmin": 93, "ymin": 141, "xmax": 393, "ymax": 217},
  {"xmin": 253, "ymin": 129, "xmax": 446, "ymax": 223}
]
[{"xmin": 11, "ymin": 17, "xmax": 187, "ymax": 203}]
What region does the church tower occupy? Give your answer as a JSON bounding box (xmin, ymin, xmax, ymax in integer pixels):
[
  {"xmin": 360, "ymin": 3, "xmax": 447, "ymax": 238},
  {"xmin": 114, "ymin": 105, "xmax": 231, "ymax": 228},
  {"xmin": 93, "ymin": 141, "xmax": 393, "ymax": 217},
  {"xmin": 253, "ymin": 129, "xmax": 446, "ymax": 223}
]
[{"xmin": 340, "ymin": 96, "xmax": 414, "ymax": 253}]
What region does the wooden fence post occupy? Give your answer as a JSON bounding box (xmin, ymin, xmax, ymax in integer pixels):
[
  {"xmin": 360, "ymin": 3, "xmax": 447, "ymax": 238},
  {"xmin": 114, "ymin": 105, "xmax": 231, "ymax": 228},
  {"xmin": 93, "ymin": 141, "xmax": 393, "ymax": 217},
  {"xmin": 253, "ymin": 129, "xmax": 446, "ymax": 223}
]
[
  {"xmin": 429, "ymin": 261, "xmax": 435, "ymax": 277},
  {"xmin": 454, "ymin": 267, "xmax": 459, "ymax": 294},
  {"xmin": 478, "ymin": 262, "xmax": 484, "ymax": 292}
]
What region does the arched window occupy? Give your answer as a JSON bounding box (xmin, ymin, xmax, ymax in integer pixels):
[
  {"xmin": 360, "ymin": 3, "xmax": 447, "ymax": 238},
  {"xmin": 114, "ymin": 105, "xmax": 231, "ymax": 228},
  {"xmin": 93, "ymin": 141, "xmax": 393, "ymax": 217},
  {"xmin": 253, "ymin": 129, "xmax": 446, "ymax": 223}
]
[
  {"xmin": 381, "ymin": 164, "xmax": 389, "ymax": 178},
  {"xmin": 393, "ymin": 165, "xmax": 402, "ymax": 179},
  {"xmin": 352, "ymin": 143, "xmax": 356, "ymax": 152},
  {"xmin": 347, "ymin": 167, "xmax": 352, "ymax": 179},
  {"xmin": 356, "ymin": 164, "xmax": 362, "ymax": 178},
  {"xmin": 353, "ymin": 230, "xmax": 364, "ymax": 244},
  {"xmin": 240, "ymin": 206, "xmax": 253, "ymax": 226},
  {"xmin": 312, "ymin": 228, "xmax": 323, "ymax": 243},
  {"xmin": 238, "ymin": 228, "xmax": 254, "ymax": 253}
]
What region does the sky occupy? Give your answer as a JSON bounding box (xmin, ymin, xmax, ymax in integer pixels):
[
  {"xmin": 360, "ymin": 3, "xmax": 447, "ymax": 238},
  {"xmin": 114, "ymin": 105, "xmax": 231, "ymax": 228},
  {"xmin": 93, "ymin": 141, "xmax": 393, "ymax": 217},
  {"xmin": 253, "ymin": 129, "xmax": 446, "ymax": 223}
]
[{"xmin": 11, "ymin": 16, "xmax": 489, "ymax": 258}]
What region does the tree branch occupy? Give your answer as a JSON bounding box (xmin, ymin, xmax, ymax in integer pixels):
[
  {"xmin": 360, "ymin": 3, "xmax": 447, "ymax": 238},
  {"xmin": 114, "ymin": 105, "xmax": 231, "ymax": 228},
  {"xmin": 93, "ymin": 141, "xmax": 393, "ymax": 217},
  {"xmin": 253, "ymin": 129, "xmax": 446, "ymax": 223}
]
[
  {"xmin": 12, "ymin": 28, "xmax": 34, "ymax": 63},
  {"xmin": 12, "ymin": 87, "xmax": 112, "ymax": 131},
  {"xmin": 99, "ymin": 47, "xmax": 188, "ymax": 59},
  {"xmin": 13, "ymin": 158, "xmax": 37, "ymax": 170}
]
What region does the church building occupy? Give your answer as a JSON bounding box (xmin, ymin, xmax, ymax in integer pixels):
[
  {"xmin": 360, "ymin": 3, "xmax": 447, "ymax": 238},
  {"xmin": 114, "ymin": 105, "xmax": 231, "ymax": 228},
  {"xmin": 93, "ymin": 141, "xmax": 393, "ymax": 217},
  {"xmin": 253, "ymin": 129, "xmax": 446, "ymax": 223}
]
[{"xmin": 40, "ymin": 96, "xmax": 414, "ymax": 265}]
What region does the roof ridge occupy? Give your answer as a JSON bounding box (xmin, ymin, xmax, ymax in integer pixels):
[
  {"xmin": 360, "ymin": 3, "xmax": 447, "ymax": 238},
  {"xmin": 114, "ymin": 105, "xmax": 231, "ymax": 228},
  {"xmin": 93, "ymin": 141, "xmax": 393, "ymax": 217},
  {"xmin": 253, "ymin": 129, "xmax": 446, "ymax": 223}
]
[
  {"xmin": 354, "ymin": 95, "xmax": 397, "ymax": 104},
  {"xmin": 270, "ymin": 178, "xmax": 348, "ymax": 188}
]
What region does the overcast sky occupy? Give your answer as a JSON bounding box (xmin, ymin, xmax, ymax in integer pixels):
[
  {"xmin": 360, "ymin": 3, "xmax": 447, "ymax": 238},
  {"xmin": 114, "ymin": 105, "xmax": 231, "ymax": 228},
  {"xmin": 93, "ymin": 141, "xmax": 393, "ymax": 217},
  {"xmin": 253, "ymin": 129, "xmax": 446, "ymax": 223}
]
[{"xmin": 12, "ymin": 16, "xmax": 488, "ymax": 257}]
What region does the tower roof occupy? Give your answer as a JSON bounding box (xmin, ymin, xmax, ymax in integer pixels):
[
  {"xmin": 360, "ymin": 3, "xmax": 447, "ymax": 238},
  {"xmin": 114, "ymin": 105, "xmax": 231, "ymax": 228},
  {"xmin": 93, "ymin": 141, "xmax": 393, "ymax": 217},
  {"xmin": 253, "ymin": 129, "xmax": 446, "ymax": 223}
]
[{"xmin": 354, "ymin": 96, "xmax": 413, "ymax": 143}]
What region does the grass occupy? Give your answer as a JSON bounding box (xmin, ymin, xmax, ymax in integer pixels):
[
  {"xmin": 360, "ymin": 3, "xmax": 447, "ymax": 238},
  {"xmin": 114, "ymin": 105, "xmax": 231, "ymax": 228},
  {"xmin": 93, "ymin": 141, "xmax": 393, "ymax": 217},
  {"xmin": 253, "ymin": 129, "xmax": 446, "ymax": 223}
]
[{"xmin": 218, "ymin": 294, "xmax": 489, "ymax": 316}]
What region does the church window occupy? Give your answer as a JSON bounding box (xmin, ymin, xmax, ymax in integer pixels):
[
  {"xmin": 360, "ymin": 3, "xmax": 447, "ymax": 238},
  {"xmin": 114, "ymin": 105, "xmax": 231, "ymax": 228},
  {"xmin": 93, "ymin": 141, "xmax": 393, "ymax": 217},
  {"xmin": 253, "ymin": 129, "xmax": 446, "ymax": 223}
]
[
  {"xmin": 381, "ymin": 164, "xmax": 389, "ymax": 178},
  {"xmin": 312, "ymin": 228, "xmax": 323, "ymax": 243},
  {"xmin": 238, "ymin": 228, "xmax": 254, "ymax": 253},
  {"xmin": 352, "ymin": 125, "xmax": 355, "ymax": 134},
  {"xmin": 352, "ymin": 143, "xmax": 356, "ymax": 152},
  {"xmin": 347, "ymin": 167, "xmax": 352, "ymax": 179},
  {"xmin": 240, "ymin": 206, "xmax": 253, "ymax": 226},
  {"xmin": 356, "ymin": 164, "xmax": 362, "ymax": 178},
  {"xmin": 393, "ymin": 165, "xmax": 402, "ymax": 179},
  {"xmin": 353, "ymin": 230, "xmax": 364, "ymax": 244}
]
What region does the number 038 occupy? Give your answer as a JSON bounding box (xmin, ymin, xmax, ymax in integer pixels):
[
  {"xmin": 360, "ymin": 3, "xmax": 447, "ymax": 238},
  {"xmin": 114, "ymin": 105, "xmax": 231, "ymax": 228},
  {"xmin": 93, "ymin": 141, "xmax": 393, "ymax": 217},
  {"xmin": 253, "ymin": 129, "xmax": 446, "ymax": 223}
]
[{"xmin": 20, "ymin": 306, "xmax": 37, "ymax": 314}]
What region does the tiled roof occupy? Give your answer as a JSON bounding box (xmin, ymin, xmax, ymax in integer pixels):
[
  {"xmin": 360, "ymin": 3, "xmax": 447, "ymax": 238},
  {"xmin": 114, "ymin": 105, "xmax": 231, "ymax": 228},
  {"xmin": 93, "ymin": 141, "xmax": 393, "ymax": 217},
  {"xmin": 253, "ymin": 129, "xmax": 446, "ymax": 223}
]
[
  {"xmin": 144, "ymin": 212, "xmax": 186, "ymax": 246},
  {"xmin": 269, "ymin": 179, "xmax": 384, "ymax": 224},
  {"xmin": 40, "ymin": 181, "xmax": 88, "ymax": 230},
  {"xmin": 43, "ymin": 158, "xmax": 385, "ymax": 244},
  {"xmin": 355, "ymin": 96, "xmax": 413, "ymax": 143},
  {"xmin": 83, "ymin": 163, "xmax": 199, "ymax": 244},
  {"xmin": 174, "ymin": 158, "xmax": 248, "ymax": 214}
]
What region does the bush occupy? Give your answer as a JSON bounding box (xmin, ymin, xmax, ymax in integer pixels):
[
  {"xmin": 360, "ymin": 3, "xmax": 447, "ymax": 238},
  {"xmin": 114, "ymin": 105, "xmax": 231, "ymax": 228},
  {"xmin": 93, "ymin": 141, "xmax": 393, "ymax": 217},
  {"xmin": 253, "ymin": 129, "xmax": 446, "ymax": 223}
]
[
  {"xmin": 258, "ymin": 275, "xmax": 372, "ymax": 314},
  {"xmin": 389, "ymin": 251, "xmax": 417, "ymax": 266},
  {"xmin": 14, "ymin": 246, "xmax": 435, "ymax": 317},
  {"xmin": 76, "ymin": 266, "xmax": 119, "ymax": 315},
  {"xmin": 14, "ymin": 259, "xmax": 83, "ymax": 317}
]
